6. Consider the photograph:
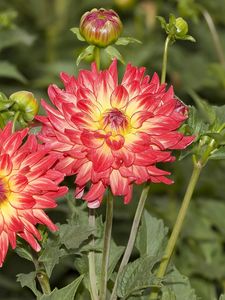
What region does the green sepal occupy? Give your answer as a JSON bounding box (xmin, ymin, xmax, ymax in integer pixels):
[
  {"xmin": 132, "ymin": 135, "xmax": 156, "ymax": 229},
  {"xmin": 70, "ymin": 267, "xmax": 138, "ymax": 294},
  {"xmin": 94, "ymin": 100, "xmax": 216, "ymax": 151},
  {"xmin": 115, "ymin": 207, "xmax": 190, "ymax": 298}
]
[
  {"xmin": 209, "ymin": 146, "xmax": 225, "ymax": 160},
  {"xmin": 70, "ymin": 27, "xmax": 85, "ymax": 41},
  {"xmin": 76, "ymin": 45, "xmax": 95, "ymax": 65},
  {"xmin": 105, "ymin": 45, "xmax": 125, "ymax": 64},
  {"xmin": 115, "ymin": 36, "xmax": 142, "ymax": 46}
]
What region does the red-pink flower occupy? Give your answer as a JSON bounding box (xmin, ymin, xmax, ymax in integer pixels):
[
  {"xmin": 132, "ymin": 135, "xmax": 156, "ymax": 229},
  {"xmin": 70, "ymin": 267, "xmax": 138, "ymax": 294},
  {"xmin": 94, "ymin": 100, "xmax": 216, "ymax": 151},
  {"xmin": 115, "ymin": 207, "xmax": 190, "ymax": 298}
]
[
  {"xmin": 0, "ymin": 123, "xmax": 67, "ymax": 266},
  {"xmin": 37, "ymin": 60, "xmax": 193, "ymax": 208}
]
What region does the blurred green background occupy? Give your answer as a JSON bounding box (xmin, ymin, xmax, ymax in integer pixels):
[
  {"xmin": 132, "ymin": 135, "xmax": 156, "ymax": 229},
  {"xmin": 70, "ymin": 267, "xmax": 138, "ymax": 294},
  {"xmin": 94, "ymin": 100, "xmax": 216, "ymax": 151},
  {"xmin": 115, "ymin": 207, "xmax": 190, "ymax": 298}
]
[{"xmin": 0, "ymin": 0, "xmax": 225, "ymax": 299}]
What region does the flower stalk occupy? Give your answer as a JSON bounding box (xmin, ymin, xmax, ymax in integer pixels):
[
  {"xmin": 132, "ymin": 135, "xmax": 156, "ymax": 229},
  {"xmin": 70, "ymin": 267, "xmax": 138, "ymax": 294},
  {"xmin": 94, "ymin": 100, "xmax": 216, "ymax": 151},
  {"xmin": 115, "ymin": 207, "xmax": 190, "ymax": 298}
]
[
  {"xmin": 88, "ymin": 209, "xmax": 99, "ymax": 300},
  {"xmin": 161, "ymin": 36, "xmax": 170, "ymax": 84},
  {"xmin": 150, "ymin": 138, "xmax": 217, "ymax": 300},
  {"xmin": 94, "ymin": 47, "xmax": 101, "ymax": 70},
  {"xmin": 110, "ymin": 183, "xmax": 150, "ymax": 300},
  {"xmin": 36, "ymin": 270, "xmax": 51, "ymax": 295},
  {"xmin": 100, "ymin": 190, "xmax": 114, "ymax": 300}
]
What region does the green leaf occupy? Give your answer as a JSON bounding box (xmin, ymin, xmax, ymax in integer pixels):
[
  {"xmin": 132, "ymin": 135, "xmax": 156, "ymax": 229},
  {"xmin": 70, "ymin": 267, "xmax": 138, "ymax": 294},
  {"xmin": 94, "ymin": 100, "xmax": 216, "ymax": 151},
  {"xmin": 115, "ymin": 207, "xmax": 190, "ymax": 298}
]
[
  {"xmin": 38, "ymin": 240, "xmax": 65, "ymax": 277},
  {"xmin": 117, "ymin": 256, "xmax": 161, "ymax": 299},
  {"xmin": 0, "ymin": 27, "xmax": 35, "ymax": 52},
  {"xmin": 188, "ymin": 90, "xmax": 216, "ymax": 125},
  {"xmin": 156, "ymin": 16, "xmax": 167, "ymax": 31},
  {"xmin": 115, "ymin": 37, "xmax": 142, "ymax": 46},
  {"xmin": 210, "ymin": 146, "xmax": 225, "ymax": 160},
  {"xmin": 163, "ymin": 267, "xmax": 197, "ymax": 300},
  {"xmin": 0, "ymin": 61, "xmax": 27, "ymax": 83},
  {"xmin": 70, "ymin": 27, "xmax": 85, "ymax": 41},
  {"xmin": 76, "ymin": 45, "xmax": 95, "ymax": 66},
  {"xmin": 59, "ymin": 223, "xmax": 94, "ymax": 250},
  {"xmin": 161, "ymin": 287, "xmax": 176, "ymax": 300},
  {"xmin": 15, "ymin": 246, "xmax": 33, "ymax": 262},
  {"xmin": 187, "ymin": 106, "xmax": 208, "ymax": 138},
  {"xmin": 105, "ymin": 46, "xmax": 125, "ymax": 64},
  {"xmin": 136, "ymin": 210, "xmax": 168, "ymax": 257},
  {"xmin": 17, "ymin": 271, "xmax": 41, "ymax": 297},
  {"xmin": 206, "ymin": 133, "xmax": 225, "ymax": 145},
  {"xmin": 219, "ymin": 295, "xmax": 225, "ymax": 300},
  {"xmin": 39, "ymin": 275, "xmax": 84, "ymax": 300},
  {"xmin": 181, "ymin": 35, "xmax": 196, "ymax": 42}
]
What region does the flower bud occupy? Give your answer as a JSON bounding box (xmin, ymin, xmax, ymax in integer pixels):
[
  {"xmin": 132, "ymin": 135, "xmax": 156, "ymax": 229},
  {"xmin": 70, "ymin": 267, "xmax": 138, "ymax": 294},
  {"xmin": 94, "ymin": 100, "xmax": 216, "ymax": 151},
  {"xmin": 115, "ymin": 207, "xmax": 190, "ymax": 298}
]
[
  {"xmin": 79, "ymin": 8, "xmax": 123, "ymax": 48},
  {"xmin": 175, "ymin": 17, "xmax": 188, "ymax": 37},
  {"xmin": 9, "ymin": 91, "xmax": 38, "ymax": 122}
]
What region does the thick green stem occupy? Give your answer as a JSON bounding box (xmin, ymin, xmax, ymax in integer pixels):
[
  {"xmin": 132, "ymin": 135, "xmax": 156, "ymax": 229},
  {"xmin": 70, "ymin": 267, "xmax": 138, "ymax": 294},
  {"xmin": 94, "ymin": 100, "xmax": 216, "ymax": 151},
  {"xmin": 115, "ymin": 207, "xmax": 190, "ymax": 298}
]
[
  {"xmin": 149, "ymin": 164, "xmax": 202, "ymax": 300},
  {"xmin": 88, "ymin": 209, "xmax": 99, "ymax": 300},
  {"xmin": 100, "ymin": 191, "xmax": 114, "ymax": 300},
  {"xmin": 94, "ymin": 47, "xmax": 101, "ymax": 71},
  {"xmin": 12, "ymin": 111, "xmax": 20, "ymax": 133},
  {"xmin": 161, "ymin": 36, "xmax": 170, "ymax": 84},
  {"xmin": 202, "ymin": 9, "xmax": 225, "ymax": 68},
  {"xmin": 110, "ymin": 184, "xmax": 150, "ymax": 300},
  {"xmin": 36, "ymin": 270, "xmax": 51, "ymax": 295}
]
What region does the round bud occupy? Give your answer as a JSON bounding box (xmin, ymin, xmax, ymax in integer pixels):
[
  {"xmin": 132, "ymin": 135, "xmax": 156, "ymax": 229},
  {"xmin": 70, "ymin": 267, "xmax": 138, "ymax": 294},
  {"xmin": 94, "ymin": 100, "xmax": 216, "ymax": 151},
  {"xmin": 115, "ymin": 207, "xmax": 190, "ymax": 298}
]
[
  {"xmin": 79, "ymin": 8, "xmax": 123, "ymax": 48},
  {"xmin": 10, "ymin": 91, "xmax": 38, "ymax": 122},
  {"xmin": 175, "ymin": 17, "xmax": 188, "ymax": 37}
]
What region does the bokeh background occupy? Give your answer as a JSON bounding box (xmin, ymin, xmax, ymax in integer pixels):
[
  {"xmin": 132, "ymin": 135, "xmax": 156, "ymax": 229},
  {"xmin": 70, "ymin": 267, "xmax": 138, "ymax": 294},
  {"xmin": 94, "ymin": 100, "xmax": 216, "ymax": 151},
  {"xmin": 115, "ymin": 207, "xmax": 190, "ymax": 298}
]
[{"xmin": 0, "ymin": 0, "xmax": 225, "ymax": 299}]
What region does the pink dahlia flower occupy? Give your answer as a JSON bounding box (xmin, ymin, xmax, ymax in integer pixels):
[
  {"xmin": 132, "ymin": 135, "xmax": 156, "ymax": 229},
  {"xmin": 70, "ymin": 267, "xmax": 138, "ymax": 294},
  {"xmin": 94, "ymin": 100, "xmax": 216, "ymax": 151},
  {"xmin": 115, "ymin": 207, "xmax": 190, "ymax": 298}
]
[
  {"xmin": 37, "ymin": 60, "xmax": 194, "ymax": 208},
  {"xmin": 0, "ymin": 123, "xmax": 67, "ymax": 266}
]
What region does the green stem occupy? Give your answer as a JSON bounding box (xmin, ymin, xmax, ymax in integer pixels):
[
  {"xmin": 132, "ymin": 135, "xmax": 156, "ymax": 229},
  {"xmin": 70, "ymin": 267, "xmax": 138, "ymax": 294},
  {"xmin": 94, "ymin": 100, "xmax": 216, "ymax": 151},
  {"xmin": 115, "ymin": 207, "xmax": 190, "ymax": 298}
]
[
  {"xmin": 110, "ymin": 183, "xmax": 150, "ymax": 300},
  {"xmin": 161, "ymin": 36, "xmax": 170, "ymax": 84},
  {"xmin": 149, "ymin": 164, "xmax": 202, "ymax": 300},
  {"xmin": 100, "ymin": 191, "xmax": 114, "ymax": 300},
  {"xmin": 88, "ymin": 209, "xmax": 99, "ymax": 300},
  {"xmin": 94, "ymin": 47, "xmax": 101, "ymax": 70},
  {"xmin": 202, "ymin": 9, "xmax": 225, "ymax": 68},
  {"xmin": 36, "ymin": 270, "xmax": 51, "ymax": 295},
  {"xmin": 12, "ymin": 111, "xmax": 20, "ymax": 133}
]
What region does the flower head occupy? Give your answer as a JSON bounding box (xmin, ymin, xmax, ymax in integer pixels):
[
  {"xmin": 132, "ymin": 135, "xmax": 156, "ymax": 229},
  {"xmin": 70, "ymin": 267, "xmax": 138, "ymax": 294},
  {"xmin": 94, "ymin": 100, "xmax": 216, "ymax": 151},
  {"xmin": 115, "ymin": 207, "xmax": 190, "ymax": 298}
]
[
  {"xmin": 37, "ymin": 60, "xmax": 194, "ymax": 208},
  {"xmin": 79, "ymin": 8, "xmax": 123, "ymax": 47},
  {"xmin": 0, "ymin": 123, "xmax": 67, "ymax": 266}
]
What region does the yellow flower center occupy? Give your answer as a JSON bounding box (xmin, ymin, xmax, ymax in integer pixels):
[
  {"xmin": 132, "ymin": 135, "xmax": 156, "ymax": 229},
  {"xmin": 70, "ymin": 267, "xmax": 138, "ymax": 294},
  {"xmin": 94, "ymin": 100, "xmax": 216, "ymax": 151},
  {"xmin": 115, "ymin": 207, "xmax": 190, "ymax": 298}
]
[{"xmin": 100, "ymin": 108, "xmax": 131, "ymax": 135}]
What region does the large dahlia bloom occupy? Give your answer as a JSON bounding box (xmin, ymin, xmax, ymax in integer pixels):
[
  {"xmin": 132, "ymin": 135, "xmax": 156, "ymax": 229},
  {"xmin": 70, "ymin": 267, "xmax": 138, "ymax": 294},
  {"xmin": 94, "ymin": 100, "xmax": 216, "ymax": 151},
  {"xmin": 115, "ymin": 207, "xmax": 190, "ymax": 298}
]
[
  {"xmin": 37, "ymin": 60, "xmax": 193, "ymax": 208},
  {"xmin": 0, "ymin": 123, "xmax": 67, "ymax": 266}
]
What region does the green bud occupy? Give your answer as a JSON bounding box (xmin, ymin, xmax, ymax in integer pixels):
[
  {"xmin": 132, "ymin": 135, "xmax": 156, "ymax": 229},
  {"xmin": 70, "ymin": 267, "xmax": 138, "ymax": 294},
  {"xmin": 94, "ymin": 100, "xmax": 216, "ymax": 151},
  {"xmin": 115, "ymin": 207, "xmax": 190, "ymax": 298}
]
[
  {"xmin": 9, "ymin": 91, "xmax": 38, "ymax": 122},
  {"xmin": 175, "ymin": 17, "xmax": 188, "ymax": 37}
]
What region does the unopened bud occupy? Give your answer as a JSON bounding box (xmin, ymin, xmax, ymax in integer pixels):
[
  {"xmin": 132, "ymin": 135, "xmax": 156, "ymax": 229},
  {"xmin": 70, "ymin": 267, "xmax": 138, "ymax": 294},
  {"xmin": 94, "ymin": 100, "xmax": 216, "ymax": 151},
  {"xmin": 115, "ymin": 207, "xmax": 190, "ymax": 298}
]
[
  {"xmin": 175, "ymin": 17, "xmax": 188, "ymax": 37},
  {"xmin": 79, "ymin": 8, "xmax": 123, "ymax": 48},
  {"xmin": 10, "ymin": 91, "xmax": 38, "ymax": 122}
]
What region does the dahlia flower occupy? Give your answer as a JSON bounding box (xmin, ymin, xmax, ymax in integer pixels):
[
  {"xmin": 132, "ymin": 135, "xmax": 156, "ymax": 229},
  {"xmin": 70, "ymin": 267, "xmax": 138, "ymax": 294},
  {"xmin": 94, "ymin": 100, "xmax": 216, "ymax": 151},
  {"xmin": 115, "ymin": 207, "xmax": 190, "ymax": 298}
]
[
  {"xmin": 79, "ymin": 8, "xmax": 123, "ymax": 47},
  {"xmin": 0, "ymin": 123, "xmax": 67, "ymax": 266},
  {"xmin": 37, "ymin": 60, "xmax": 193, "ymax": 208}
]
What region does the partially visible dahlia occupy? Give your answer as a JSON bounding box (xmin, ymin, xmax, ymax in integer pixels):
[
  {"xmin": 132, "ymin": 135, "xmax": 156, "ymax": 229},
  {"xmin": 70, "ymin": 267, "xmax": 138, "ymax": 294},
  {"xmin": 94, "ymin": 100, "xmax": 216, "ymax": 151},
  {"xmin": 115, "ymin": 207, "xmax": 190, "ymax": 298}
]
[
  {"xmin": 37, "ymin": 60, "xmax": 194, "ymax": 208},
  {"xmin": 0, "ymin": 123, "xmax": 67, "ymax": 266}
]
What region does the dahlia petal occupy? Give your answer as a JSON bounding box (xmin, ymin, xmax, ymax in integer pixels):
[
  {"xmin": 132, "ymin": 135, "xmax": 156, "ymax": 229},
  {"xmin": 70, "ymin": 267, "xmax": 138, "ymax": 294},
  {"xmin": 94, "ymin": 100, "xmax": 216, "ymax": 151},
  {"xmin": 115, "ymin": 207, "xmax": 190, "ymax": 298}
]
[
  {"xmin": 110, "ymin": 169, "xmax": 129, "ymax": 196},
  {"xmin": 0, "ymin": 154, "xmax": 12, "ymax": 177},
  {"xmin": 45, "ymin": 186, "xmax": 68, "ymax": 198},
  {"xmin": 33, "ymin": 210, "xmax": 57, "ymax": 231},
  {"xmin": 124, "ymin": 185, "xmax": 133, "ymax": 204},
  {"xmin": 147, "ymin": 166, "xmax": 171, "ymax": 176},
  {"xmin": 80, "ymin": 130, "xmax": 105, "ymax": 149},
  {"xmin": 124, "ymin": 132, "xmax": 150, "ymax": 153},
  {"xmin": 77, "ymin": 99, "xmax": 101, "ymax": 121},
  {"xmin": 0, "ymin": 232, "xmax": 9, "ymax": 267},
  {"xmin": 75, "ymin": 161, "xmax": 92, "ymax": 186},
  {"xmin": 110, "ymin": 85, "xmax": 129, "ymax": 109},
  {"xmin": 108, "ymin": 59, "xmax": 118, "ymax": 88},
  {"xmin": 33, "ymin": 195, "xmax": 57, "ymax": 209},
  {"xmin": 9, "ymin": 193, "xmax": 35, "ymax": 209},
  {"xmin": 4, "ymin": 130, "xmax": 27, "ymax": 156},
  {"xmin": 8, "ymin": 230, "xmax": 16, "ymax": 249},
  {"xmin": 19, "ymin": 230, "xmax": 41, "ymax": 252},
  {"xmin": 88, "ymin": 144, "xmax": 113, "ymax": 172},
  {"xmin": 106, "ymin": 134, "xmax": 124, "ymax": 151},
  {"xmin": 0, "ymin": 211, "xmax": 4, "ymax": 233},
  {"xmin": 71, "ymin": 112, "xmax": 97, "ymax": 130},
  {"xmin": 9, "ymin": 174, "xmax": 28, "ymax": 192},
  {"xmin": 94, "ymin": 72, "xmax": 113, "ymax": 110},
  {"xmin": 83, "ymin": 181, "xmax": 105, "ymax": 205},
  {"xmin": 75, "ymin": 186, "xmax": 85, "ymax": 199},
  {"xmin": 130, "ymin": 111, "xmax": 154, "ymax": 129},
  {"xmin": 29, "ymin": 178, "xmax": 59, "ymax": 191}
]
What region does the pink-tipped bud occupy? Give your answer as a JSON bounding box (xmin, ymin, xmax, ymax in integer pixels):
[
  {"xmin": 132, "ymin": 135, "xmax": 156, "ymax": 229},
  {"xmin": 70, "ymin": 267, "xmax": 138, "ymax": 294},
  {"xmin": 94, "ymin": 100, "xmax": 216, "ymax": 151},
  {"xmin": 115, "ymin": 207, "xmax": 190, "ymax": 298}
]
[{"xmin": 79, "ymin": 8, "xmax": 123, "ymax": 48}]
